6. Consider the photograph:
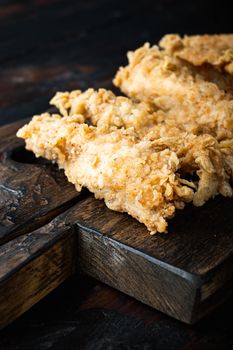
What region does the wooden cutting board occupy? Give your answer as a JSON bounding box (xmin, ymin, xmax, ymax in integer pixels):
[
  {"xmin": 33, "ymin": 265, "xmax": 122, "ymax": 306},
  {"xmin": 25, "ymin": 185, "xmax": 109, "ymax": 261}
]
[{"xmin": 0, "ymin": 120, "xmax": 233, "ymax": 328}]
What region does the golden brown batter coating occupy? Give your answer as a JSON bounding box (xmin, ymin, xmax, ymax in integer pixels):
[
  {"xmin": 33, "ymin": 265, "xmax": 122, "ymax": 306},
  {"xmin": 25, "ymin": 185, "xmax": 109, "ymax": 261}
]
[
  {"xmin": 17, "ymin": 113, "xmax": 192, "ymax": 234},
  {"xmin": 113, "ymin": 43, "xmax": 233, "ymax": 141},
  {"xmin": 159, "ymin": 34, "xmax": 233, "ymax": 74}
]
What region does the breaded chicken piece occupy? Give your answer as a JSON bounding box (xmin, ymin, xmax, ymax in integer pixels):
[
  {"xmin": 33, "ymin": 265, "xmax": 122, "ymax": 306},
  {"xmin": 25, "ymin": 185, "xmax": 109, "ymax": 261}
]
[
  {"xmin": 159, "ymin": 34, "xmax": 233, "ymax": 74},
  {"xmin": 113, "ymin": 43, "xmax": 233, "ymax": 141},
  {"xmin": 17, "ymin": 112, "xmax": 194, "ymax": 234},
  {"xmin": 17, "ymin": 89, "xmax": 232, "ymax": 236}
]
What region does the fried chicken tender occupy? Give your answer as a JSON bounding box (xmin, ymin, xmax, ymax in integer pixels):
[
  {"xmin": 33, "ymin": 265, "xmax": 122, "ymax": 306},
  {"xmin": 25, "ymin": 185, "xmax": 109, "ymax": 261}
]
[
  {"xmin": 159, "ymin": 34, "xmax": 233, "ymax": 74},
  {"xmin": 17, "ymin": 89, "xmax": 233, "ymax": 234},
  {"xmin": 113, "ymin": 43, "xmax": 233, "ymax": 141},
  {"xmin": 16, "ymin": 112, "xmax": 193, "ymax": 234}
]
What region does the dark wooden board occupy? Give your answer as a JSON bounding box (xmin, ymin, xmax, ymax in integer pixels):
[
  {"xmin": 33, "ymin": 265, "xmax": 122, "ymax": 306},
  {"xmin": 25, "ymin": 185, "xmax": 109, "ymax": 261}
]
[
  {"xmin": 0, "ymin": 120, "xmax": 233, "ymax": 327},
  {"xmin": 0, "ymin": 221, "xmax": 76, "ymax": 328},
  {"xmin": 64, "ymin": 197, "xmax": 233, "ymax": 323}
]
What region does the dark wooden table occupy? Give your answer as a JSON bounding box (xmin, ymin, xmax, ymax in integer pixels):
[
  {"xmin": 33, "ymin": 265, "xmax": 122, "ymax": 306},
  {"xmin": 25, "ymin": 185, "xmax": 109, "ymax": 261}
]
[{"xmin": 0, "ymin": 1, "xmax": 232, "ymax": 349}]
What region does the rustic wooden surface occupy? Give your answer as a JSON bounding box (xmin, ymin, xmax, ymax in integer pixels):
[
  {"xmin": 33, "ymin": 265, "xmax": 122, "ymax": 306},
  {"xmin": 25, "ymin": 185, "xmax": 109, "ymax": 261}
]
[
  {"xmin": 68, "ymin": 197, "xmax": 233, "ymax": 323},
  {"xmin": 0, "ymin": 223, "xmax": 76, "ymax": 328},
  {"xmin": 0, "ymin": 0, "xmax": 233, "ymax": 348},
  {"xmin": 0, "ymin": 121, "xmax": 232, "ymax": 327}
]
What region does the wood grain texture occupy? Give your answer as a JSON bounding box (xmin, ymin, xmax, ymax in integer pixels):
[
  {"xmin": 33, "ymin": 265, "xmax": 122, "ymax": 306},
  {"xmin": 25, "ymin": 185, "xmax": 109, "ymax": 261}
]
[
  {"xmin": 0, "ymin": 217, "xmax": 76, "ymax": 329},
  {"xmin": 63, "ymin": 197, "xmax": 233, "ymax": 323},
  {"xmin": 65, "ymin": 196, "xmax": 233, "ymax": 276},
  {"xmin": 76, "ymin": 227, "xmax": 199, "ymax": 323}
]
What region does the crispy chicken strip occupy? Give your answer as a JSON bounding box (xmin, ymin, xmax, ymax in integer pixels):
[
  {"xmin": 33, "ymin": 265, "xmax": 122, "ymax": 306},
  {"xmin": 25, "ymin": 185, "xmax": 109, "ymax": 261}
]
[
  {"xmin": 113, "ymin": 43, "xmax": 233, "ymax": 140},
  {"xmin": 17, "ymin": 89, "xmax": 232, "ymax": 236},
  {"xmin": 17, "ymin": 112, "xmax": 194, "ymax": 234},
  {"xmin": 159, "ymin": 34, "xmax": 233, "ymax": 74}
]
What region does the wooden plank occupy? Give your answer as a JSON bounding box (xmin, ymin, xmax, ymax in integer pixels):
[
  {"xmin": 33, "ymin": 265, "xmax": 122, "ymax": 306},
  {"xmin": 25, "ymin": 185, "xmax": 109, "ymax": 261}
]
[
  {"xmin": 0, "ymin": 199, "xmax": 197, "ymax": 325},
  {"xmin": 65, "ymin": 196, "xmax": 233, "ymax": 276},
  {"xmin": 0, "ymin": 217, "xmax": 76, "ymax": 329},
  {"xmin": 2, "ymin": 193, "xmax": 231, "ymax": 325},
  {"xmin": 0, "ymin": 180, "xmax": 232, "ymax": 323},
  {"xmin": 76, "ymin": 227, "xmax": 199, "ymax": 323},
  {"xmin": 63, "ymin": 196, "xmax": 233, "ymax": 324}
]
